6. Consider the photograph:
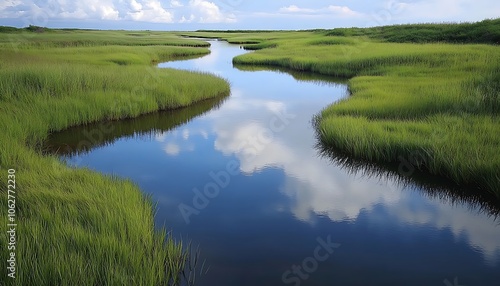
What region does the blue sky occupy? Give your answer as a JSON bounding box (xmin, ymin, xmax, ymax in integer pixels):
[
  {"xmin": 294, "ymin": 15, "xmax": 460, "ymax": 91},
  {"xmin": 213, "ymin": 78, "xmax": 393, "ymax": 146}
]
[{"xmin": 1, "ymin": 0, "xmax": 499, "ymax": 30}]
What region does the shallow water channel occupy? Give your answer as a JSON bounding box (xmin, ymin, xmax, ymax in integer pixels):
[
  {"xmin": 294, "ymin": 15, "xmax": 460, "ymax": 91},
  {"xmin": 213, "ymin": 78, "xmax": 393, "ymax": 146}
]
[{"xmin": 47, "ymin": 40, "xmax": 500, "ymax": 285}]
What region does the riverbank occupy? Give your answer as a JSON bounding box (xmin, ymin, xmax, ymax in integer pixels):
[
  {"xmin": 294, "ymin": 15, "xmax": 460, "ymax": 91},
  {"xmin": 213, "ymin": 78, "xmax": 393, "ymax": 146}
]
[
  {"xmin": 183, "ymin": 18, "xmax": 500, "ymax": 195},
  {"xmin": 0, "ymin": 28, "xmax": 229, "ymax": 285}
]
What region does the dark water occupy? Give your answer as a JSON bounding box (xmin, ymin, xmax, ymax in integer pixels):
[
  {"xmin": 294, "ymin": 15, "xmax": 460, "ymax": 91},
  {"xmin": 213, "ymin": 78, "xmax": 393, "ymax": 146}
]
[{"xmin": 46, "ymin": 40, "xmax": 500, "ymax": 286}]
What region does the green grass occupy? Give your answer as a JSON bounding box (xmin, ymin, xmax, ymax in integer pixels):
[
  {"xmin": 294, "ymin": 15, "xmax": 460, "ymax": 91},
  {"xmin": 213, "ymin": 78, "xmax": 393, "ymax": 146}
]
[
  {"xmin": 323, "ymin": 18, "xmax": 500, "ymax": 44},
  {"xmin": 186, "ymin": 19, "xmax": 500, "ymax": 195},
  {"xmin": 0, "ymin": 29, "xmax": 230, "ymax": 285},
  {"xmin": 46, "ymin": 96, "xmax": 227, "ymax": 156},
  {"xmin": 1, "ymin": 27, "xmax": 210, "ymax": 48}
]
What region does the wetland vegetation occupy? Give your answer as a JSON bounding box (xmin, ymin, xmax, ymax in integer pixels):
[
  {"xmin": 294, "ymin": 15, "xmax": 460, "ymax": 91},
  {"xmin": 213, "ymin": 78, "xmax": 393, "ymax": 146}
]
[
  {"xmin": 1, "ymin": 18, "xmax": 499, "ymax": 285},
  {"xmin": 184, "ymin": 18, "xmax": 500, "ymax": 195},
  {"xmin": 0, "ymin": 28, "xmax": 229, "ymax": 285}
]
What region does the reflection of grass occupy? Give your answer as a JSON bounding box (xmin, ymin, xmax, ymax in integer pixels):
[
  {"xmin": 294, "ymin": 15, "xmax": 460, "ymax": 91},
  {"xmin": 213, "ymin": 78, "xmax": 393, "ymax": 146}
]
[
  {"xmin": 45, "ymin": 96, "xmax": 228, "ymax": 156},
  {"xmin": 187, "ymin": 19, "xmax": 500, "ymax": 195},
  {"xmin": 0, "ymin": 28, "xmax": 229, "ymax": 285},
  {"xmin": 315, "ymin": 139, "xmax": 500, "ymax": 216},
  {"xmin": 233, "ymin": 64, "xmax": 348, "ymax": 86}
]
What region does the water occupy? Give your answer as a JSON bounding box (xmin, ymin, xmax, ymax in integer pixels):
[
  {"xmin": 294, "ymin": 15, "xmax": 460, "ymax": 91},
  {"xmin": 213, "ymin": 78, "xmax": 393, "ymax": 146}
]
[{"xmin": 46, "ymin": 40, "xmax": 500, "ymax": 285}]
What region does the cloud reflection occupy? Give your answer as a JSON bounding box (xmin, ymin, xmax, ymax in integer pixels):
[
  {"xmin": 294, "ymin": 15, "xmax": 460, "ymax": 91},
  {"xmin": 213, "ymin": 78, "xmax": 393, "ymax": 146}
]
[
  {"xmin": 157, "ymin": 40, "xmax": 500, "ymax": 265},
  {"xmin": 208, "ymin": 96, "xmax": 500, "ymax": 264}
]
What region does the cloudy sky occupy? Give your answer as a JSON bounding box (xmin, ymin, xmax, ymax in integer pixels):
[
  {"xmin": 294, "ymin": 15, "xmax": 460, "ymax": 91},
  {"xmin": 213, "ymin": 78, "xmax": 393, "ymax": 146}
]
[{"xmin": 1, "ymin": 0, "xmax": 499, "ymax": 30}]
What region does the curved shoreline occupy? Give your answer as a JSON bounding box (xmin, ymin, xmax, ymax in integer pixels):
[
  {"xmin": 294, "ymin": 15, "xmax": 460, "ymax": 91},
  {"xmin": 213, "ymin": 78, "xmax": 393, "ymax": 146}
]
[
  {"xmin": 0, "ymin": 30, "xmax": 230, "ymax": 285},
  {"xmin": 182, "ymin": 30, "xmax": 500, "ymax": 196}
]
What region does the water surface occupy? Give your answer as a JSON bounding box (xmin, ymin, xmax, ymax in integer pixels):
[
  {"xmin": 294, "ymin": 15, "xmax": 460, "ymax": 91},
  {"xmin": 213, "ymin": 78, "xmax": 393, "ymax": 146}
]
[{"xmin": 47, "ymin": 40, "xmax": 500, "ymax": 286}]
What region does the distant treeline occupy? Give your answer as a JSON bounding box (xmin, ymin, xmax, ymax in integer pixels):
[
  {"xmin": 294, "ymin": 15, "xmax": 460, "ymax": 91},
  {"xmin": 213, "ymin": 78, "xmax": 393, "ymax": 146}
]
[
  {"xmin": 323, "ymin": 18, "xmax": 500, "ymax": 44},
  {"xmin": 0, "ymin": 25, "xmax": 50, "ymax": 33}
]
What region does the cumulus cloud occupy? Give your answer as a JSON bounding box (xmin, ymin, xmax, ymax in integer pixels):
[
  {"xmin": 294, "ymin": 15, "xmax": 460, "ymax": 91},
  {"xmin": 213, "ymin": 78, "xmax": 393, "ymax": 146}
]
[
  {"xmin": 187, "ymin": 0, "xmax": 236, "ymax": 23},
  {"xmin": 170, "ymin": 0, "xmax": 183, "ymax": 8},
  {"xmin": 0, "ymin": 0, "xmax": 236, "ymax": 24},
  {"xmin": 179, "ymin": 14, "xmax": 195, "ymax": 23},
  {"xmin": 327, "ymin": 5, "xmax": 362, "ymax": 17},
  {"xmin": 125, "ymin": 0, "xmax": 173, "ymax": 23},
  {"xmin": 279, "ymin": 5, "xmax": 315, "ymax": 14}
]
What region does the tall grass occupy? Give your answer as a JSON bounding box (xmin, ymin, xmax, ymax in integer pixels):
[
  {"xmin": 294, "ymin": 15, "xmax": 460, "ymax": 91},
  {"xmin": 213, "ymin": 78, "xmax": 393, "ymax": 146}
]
[
  {"xmin": 1, "ymin": 27, "xmax": 210, "ymax": 48},
  {"xmin": 324, "ymin": 18, "xmax": 500, "ymax": 44},
  {"xmin": 189, "ymin": 22, "xmax": 500, "ymax": 195},
  {"xmin": 45, "ymin": 96, "xmax": 227, "ymax": 156},
  {"xmin": 0, "ymin": 29, "xmax": 230, "ymax": 285}
]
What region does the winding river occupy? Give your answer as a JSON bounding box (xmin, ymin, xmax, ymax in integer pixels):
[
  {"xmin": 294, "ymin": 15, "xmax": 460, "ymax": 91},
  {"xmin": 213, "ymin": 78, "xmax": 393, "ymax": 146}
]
[{"xmin": 46, "ymin": 40, "xmax": 500, "ymax": 285}]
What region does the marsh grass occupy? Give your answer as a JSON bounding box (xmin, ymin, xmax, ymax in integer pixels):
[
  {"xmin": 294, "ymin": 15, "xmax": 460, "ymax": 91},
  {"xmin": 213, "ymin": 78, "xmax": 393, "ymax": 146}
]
[
  {"xmin": 1, "ymin": 28, "xmax": 210, "ymax": 48},
  {"xmin": 324, "ymin": 18, "xmax": 500, "ymax": 44},
  {"xmin": 45, "ymin": 96, "xmax": 228, "ymax": 157},
  {"xmin": 188, "ymin": 21, "xmax": 500, "ymax": 195},
  {"xmin": 315, "ymin": 139, "xmax": 500, "ymax": 216},
  {"xmin": 0, "ymin": 29, "xmax": 229, "ymax": 285}
]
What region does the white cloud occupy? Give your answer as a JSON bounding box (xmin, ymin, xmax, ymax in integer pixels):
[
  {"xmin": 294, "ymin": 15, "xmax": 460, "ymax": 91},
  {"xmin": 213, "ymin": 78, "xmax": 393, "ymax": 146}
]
[
  {"xmin": 0, "ymin": 0, "xmax": 22, "ymax": 15},
  {"xmin": 0, "ymin": 0, "xmax": 237, "ymax": 24},
  {"xmin": 187, "ymin": 0, "xmax": 236, "ymax": 23},
  {"xmin": 0, "ymin": 0, "xmax": 175, "ymax": 22},
  {"xmin": 1, "ymin": 0, "xmax": 499, "ymax": 28},
  {"xmin": 179, "ymin": 14, "xmax": 195, "ymax": 23},
  {"xmin": 51, "ymin": 0, "xmax": 121, "ymax": 21},
  {"xmin": 100, "ymin": 4, "xmax": 120, "ymax": 20},
  {"xmin": 170, "ymin": 0, "xmax": 183, "ymax": 8},
  {"xmin": 126, "ymin": 0, "xmax": 173, "ymax": 23},
  {"xmin": 279, "ymin": 5, "xmax": 315, "ymax": 14},
  {"xmin": 130, "ymin": 0, "xmax": 142, "ymax": 11},
  {"xmin": 327, "ymin": 5, "xmax": 362, "ymax": 17},
  {"xmin": 278, "ymin": 4, "xmax": 363, "ymax": 18}
]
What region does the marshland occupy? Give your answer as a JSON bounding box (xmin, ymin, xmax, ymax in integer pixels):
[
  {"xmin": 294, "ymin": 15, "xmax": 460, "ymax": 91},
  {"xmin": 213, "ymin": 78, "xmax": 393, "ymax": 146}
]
[{"xmin": 1, "ymin": 19, "xmax": 499, "ymax": 285}]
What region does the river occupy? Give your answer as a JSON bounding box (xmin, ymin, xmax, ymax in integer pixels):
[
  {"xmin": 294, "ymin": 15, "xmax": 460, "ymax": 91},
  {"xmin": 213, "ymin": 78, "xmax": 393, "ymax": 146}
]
[{"xmin": 46, "ymin": 40, "xmax": 500, "ymax": 286}]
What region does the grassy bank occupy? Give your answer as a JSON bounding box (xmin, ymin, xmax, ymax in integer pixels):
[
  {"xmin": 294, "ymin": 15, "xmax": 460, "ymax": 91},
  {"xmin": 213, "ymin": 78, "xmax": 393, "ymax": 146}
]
[
  {"xmin": 0, "ymin": 29, "xmax": 229, "ymax": 285},
  {"xmin": 323, "ymin": 18, "xmax": 500, "ymax": 44},
  {"xmin": 185, "ymin": 19, "xmax": 500, "ymax": 195}
]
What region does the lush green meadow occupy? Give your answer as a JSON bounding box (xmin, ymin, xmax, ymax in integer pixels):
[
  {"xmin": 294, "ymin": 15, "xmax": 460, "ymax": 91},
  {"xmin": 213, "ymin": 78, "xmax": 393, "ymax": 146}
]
[
  {"xmin": 1, "ymin": 19, "xmax": 499, "ymax": 285},
  {"xmin": 185, "ymin": 19, "xmax": 500, "ymax": 195},
  {"xmin": 0, "ymin": 28, "xmax": 229, "ymax": 285}
]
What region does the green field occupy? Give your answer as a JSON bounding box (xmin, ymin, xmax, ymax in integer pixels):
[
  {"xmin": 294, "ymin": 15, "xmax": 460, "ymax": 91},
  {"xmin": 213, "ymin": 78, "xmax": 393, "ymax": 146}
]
[
  {"xmin": 1, "ymin": 19, "xmax": 499, "ymax": 285},
  {"xmin": 184, "ymin": 19, "xmax": 500, "ymax": 195},
  {"xmin": 0, "ymin": 28, "xmax": 229, "ymax": 285}
]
